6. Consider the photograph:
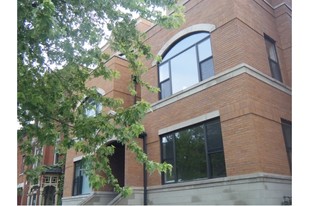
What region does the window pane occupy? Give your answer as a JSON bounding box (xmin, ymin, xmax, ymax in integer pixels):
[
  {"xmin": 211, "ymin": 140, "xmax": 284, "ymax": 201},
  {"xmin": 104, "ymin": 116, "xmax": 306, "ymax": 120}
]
[
  {"xmin": 162, "ymin": 136, "xmax": 174, "ymax": 160},
  {"xmin": 74, "ymin": 161, "xmax": 81, "ymax": 177},
  {"xmin": 282, "ymin": 122, "xmax": 291, "ymax": 149},
  {"xmin": 160, "ymin": 80, "xmax": 172, "ymax": 99},
  {"xmin": 200, "ymin": 58, "xmax": 214, "ymax": 80},
  {"xmin": 162, "ymin": 136, "xmax": 176, "ymax": 183},
  {"xmin": 175, "ymin": 125, "xmax": 207, "ymax": 182},
  {"xmin": 32, "ymin": 194, "xmax": 36, "ymax": 205},
  {"xmin": 265, "ymin": 39, "xmax": 278, "ymax": 62},
  {"xmin": 171, "ymin": 47, "xmax": 199, "ymax": 94},
  {"xmin": 198, "ymin": 39, "xmax": 212, "ymax": 61},
  {"xmin": 84, "ymin": 101, "xmax": 96, "ymax": 117},
  {"xmin": 206, "ymin": 119, "xmax": 223, "ymax": 153},
  {"xmin": 73, "ymin": 161, "xmax": 91, "ymax": 195},
  {"xmin": 161, "ymin": 118, "xmax": 227, "ymax": 184},
  {"xmin": 159, "ymin": 62, "xmax": 169, "ymax": 82},
  {"xmin": 209, "ymin": 152, "xmax": 226, "ymax": 178},
  {"xmin": 270, "ymin": 60, "xmax": 282, "ymax": 82},
  {"xmin": 163, "ymin": 32, "xmax": 209, "ymax": 61},
  {"xmin": 281, "ymin": 120, "xmax": 292, "ymax": 170},
  {"xmin": 81, "ymin": 169, "xmax": 91, "ymax": 194},
  {"xmin": 84, "ymin": 99, "xmax": 102, "ymax": 117},
  {"xmin": 96, "ymin": 102, "xmax": 102, "ymax": 115}
]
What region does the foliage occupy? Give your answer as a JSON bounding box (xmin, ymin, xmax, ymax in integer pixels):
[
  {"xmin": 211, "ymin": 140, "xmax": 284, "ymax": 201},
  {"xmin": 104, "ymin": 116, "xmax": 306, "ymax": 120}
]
[{"xmin": 18, "ymin": 0, "xmax": 184, "ymax": 197}]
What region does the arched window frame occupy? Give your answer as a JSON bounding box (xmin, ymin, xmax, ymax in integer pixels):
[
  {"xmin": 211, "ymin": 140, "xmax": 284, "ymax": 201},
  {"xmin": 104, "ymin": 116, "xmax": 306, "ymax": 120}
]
[
  {"xmin": 78, "ymin": 87, "xmax": 105, "ymax": 118},
  {"xmin": 156, "ymin": 24, "xmax": 216, "ymax": 99}
]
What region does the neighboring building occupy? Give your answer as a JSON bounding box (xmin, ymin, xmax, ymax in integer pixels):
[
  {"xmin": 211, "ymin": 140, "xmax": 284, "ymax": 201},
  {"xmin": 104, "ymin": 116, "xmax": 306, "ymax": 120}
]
[
  {"xmin": 20, "ymin": 0, "xmax": 291, "ymax": 205},
  {"xmin": 17, "ymin": 141, "xmax": 63, "ymax": 205}
]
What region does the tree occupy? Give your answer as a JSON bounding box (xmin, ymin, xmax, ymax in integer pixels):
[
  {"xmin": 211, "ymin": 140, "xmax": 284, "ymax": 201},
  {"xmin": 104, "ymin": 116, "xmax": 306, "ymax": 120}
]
[{"xmin": 17, "ymin": 0, "xmax": 184, "ymax": 197}]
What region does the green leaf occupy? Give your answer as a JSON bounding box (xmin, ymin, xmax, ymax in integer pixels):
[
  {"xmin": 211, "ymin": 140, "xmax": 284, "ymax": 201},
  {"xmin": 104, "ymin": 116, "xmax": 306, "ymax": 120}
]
[{"xmin": 18, "ymin": 0, "xmax": 184, "ymax": 198}]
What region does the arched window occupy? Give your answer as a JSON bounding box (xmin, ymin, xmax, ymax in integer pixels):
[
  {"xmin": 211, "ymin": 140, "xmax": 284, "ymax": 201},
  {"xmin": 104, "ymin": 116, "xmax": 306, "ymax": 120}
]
[
  {"xmin": 158, "ymin": 32, "xmax": 214, "ymax": 99},
  {"xmin": 82, "ymin": 88, "xmax": 105, "ymax": 117},
  {"xmin": 83, "ymin": 98, "xmax": 103, "ymax": 117}
]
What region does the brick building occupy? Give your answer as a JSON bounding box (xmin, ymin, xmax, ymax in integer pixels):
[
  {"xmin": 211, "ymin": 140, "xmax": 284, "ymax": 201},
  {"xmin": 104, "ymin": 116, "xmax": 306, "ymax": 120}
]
[
  {"xmin": 19, "ymin": 0, "xmax": 292, "ymax": 205},
  {"xmin": 17, "ymin": 143, "xmax": 63, "ymax": 205}
]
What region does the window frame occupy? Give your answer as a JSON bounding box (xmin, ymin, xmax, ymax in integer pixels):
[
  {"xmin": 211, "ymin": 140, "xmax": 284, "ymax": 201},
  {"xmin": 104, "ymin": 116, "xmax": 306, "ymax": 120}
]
[
  {"xmin": 160, "ymin": 117, "xmax": 226, "ymax": 184},
  {"xmin": 53, "ymin": 150, "xmax": 60, "ymax": 165},
  {"xmin": 281, "ymin": 119, "xmax": 292, "ymax": 171},
  {"xmin": 158, "ymin": 32, "xmax": 214, "ymax": 99},
  {"xmin": 28, "ymin": 187, "xmax": 39, "ymax": 206},
  {"xmin": 33, "ymin": 146, "xmax": 43, "ymax": 169},
  {"xmin": 72, "ymin": 160, "xmax": 91, "ymax": 196},
  {"xmin": 83, "ymin": 97, "xmax": 103, "ymax": 117},
  {"xmin": 264, "ymin": 34, "xmax": 283, "ymax": 82}
]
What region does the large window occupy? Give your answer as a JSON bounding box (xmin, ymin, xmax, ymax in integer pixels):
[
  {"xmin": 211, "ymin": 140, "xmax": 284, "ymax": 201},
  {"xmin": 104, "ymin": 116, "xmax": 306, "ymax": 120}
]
[
  {"xmin": 72, "ymin": 160, "xmax": 92, "ymax": 196},
  {"xmin": 281, "ymin": 119, "xmax": 291, "ymax": 171},
  {"xmin": 265, "ymin": 35, "xmax": 282, "ymax": 82},
  {"xmin": 161, "ymin": 117, "xmax": 226, "ymax": 184},
  {"xmin": 158, "ymin": 32, "xmax": 214, "ymax": 99}
]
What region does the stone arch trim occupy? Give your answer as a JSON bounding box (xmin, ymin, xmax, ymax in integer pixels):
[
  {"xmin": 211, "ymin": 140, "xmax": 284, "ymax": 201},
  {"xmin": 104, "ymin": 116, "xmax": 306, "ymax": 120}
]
[{"xmin": 151, "ymin": 23, "xmax": 216, "ymax": 66}]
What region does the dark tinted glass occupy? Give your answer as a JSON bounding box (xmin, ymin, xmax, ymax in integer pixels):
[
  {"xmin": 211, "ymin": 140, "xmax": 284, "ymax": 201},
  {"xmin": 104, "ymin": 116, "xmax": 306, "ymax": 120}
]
[
  {"xmin": 161, "ymin": 118, "xmax": 226, "ymax": 184},
  {"xmin": 281, "ymin": 120, "xmax": 292, "ymax": 169},
  {"xmin": 270, "ymin": 60, "xmax": 282, "ymax": 82},
  {"xmin": 162, "ymin": 136, "xmax": 176, "ymax": 182},
  {"xmin": 209, "ymin": 152, "xmax": 226, "ymax": 178},
  {"xmin": 282, "ymin": 121, "xmax": 291, "ymax": 149},
  {"xmin": 206, "ymin": 120, "xmax": 223, "ymax": 152},
  {"xmin": 265, "ymin": 38, "xmax": 278, "ymax": 62},
  {"xmin": 162, "ymin": 135, "xmax": 174, "ymax": 160},
  {"xmin": 200, "ymin": 58, "xmax": 214, "ymax": 81},
  {"xmin": 161, "ymin": 80, "xmax": 172, "ymax": 99},
  {"xmin": 175, "ymin": 125, "xmax": 207, "ymax": 181}
]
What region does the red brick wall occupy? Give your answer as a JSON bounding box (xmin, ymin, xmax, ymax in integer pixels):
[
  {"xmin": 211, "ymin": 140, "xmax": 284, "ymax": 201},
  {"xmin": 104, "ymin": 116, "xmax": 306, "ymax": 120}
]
[
  {"xmin": 63, "ymin": 56, "xmax": 140, "ymax": 196},
  {"xmin": 143, "ymin": 72, "xmax": 291, "ymax": 186},
  {"xmin": 17, "ymin": 146, "xmax": 28, "ymax": 205},
  {"xmin": 43, "ymin": 146, "xmax": 55, "ymax": 166},
  {"xmin": 60, "ymin": 0, "xmax": 292, "ymax": 196},
  {"xmin": 142, "ymin": 0, "xmax": 291, "ymax": 104},
  {"xmin": 124, "ymin": 139, "xmax": 144, "ymax": 187}
]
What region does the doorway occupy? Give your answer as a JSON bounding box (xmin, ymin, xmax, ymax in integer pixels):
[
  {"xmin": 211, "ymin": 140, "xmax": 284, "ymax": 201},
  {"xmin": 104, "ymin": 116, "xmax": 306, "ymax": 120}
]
[
  {"xmin": 43, "ymin": 186, "xmax": 56, "ymax": 205},
  {"xmin": 108, "ymin": 141, "xmax": 125, "ymax": 187}
]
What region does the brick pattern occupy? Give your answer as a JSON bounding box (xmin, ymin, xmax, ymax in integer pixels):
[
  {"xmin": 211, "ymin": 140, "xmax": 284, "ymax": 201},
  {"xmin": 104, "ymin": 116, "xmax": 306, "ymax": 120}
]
[
  {"xmin": 142, "ymin": 0, "xmax": 292, "ymax": 104},
  {"xmin": 63, "ymin": 56, "xmax": 143, "ymax": 196},
  {"xmin": 143, "ymin": 73, "xmax": 291, "ymax": 186},
  {"xmin": 59, "ymin": 0, "xmax": 291, "ymax": 198},
  {"xmin": 124, "ymin": 140, "xmax": 144, "ymax": 187}
]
